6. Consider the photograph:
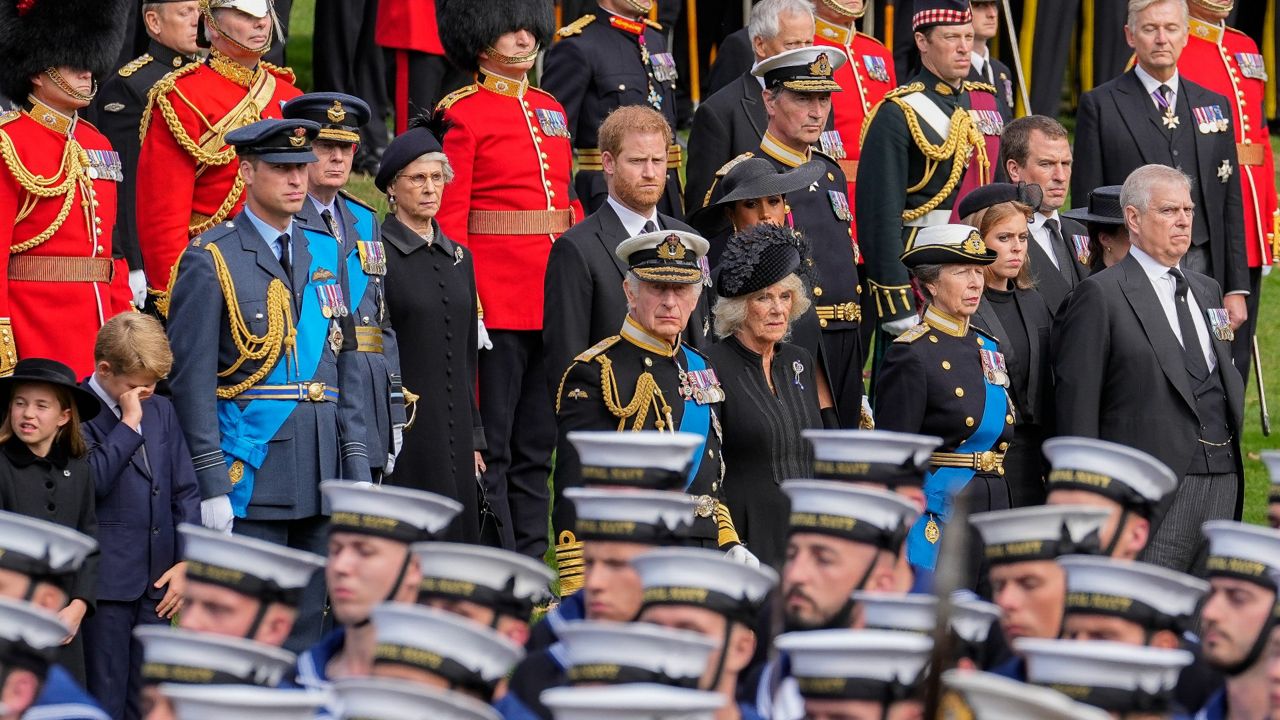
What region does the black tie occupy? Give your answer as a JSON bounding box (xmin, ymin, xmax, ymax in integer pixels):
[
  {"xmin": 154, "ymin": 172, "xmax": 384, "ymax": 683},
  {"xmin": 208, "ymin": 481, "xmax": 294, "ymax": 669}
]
[
  {"xmin": 642, "ymin": 220, "xmax": 658, "ymax": 234},
  {"xmin": 1044, "ymin": 218, "xmax": 1075, "ymax": 282},
  {"xmin": 1170, "ymin": 269, "xmax": 1210, "ymax": 381},
  {"xmin": 321, "ymin": 209, "xmax": 342, "ymax": 243},
  {"xmin": 276, "ymin": 233, "xmax": 291, "ymax": 280},
  {"xmin": 1158, "ymin": 83, "xmax": 1173, "ymax": 109}
]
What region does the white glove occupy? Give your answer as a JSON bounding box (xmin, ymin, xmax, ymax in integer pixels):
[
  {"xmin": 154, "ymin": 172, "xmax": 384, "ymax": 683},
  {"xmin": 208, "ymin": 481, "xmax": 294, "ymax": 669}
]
[
  {"xmin": 725, "ymin": 544, "xmax": 761, "ymax": 569},
  {"xmin": 1264, "ymin": 264, "xmax": 1273, "ymax": 278},
  {"xmin": 881, "ymin": 314, "xmax": 921, "ymax": 337},
  {"xmin": 386, "ymin": 424, "xmax": 405, "ymax": 475},
  {"xmin": 200, "ymin": 494, "xmax": 235, "ymax": 534},
  {"xmin": 128, "ymin": 269, "xmax": 147, "ymax": 309},
  {"xmin": 477, "ymin": 318, "xmax": 494, "ymax": 351}
]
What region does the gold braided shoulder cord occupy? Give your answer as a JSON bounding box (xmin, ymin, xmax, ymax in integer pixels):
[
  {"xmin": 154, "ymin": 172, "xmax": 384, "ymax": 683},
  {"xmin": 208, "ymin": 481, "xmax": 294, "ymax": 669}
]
[
  {"xmin": 139, "ymin": 63, "xmax": 202, "ymax": 145},
  {"xmin": 204, "ymin": 243, "xmax": 297, "ymax": 399},
  {"xmin": 891, "ymin": 100, "xmax": 989, "ymax": 223},
  {"xmin": 594, "ymin": 355, "xmax": 672, "ymax": 431},
  {"xmin": 190, "ymin": 175, "xmax": 246, "ymax": 236},
  {"xmin": 0, "ymin": 130, "xmax": 89, "ymax": 254}
]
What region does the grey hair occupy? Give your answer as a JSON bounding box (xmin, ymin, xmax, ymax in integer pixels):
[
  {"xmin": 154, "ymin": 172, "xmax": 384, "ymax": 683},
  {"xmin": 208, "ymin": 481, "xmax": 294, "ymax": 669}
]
[
  {"xmin": 748, "ymin": 0, "xmax": 816, "ymax": 43},
  {"xmin": 1127, "ymin": 0, "xmax": 1188, "ymax": 31},
  {"xmin": 711, "ymin": 273, "xmax": 812, "ymax": 339},
  {"xmin": 1119, "ymin": 164, "xmax": 1191, "ymax": 213},
  {"xmin": 415, "ymin": 151, "xmax": 456, "ymax": 184},
  {"xmin": 910, "ymin": 264, "xmax": 944, "ymax": 303}
]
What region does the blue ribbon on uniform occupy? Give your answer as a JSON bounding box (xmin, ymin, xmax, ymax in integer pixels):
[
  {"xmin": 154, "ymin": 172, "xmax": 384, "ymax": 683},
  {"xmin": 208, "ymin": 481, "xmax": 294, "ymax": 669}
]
[{"xmin": 677, "ymin": 348, "xmax": 711, "ymax": 490}]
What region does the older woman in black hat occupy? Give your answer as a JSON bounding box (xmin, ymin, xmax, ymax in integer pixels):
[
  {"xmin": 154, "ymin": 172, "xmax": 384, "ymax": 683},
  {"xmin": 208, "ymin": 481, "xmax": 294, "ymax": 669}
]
[
  {"xmin": 374, "ymin": 121, "xmax": 486, "ymax": 544},
  {"xmin": 1063, "ymin": 185, "xmax": 1129, "ymax": 273},
  {"xmin": 957, "ymin": 183, "xmax": 1054, "ymax": 507},
  {"xmin": 874, "ymin": 225, "xmax": 1015, "ymax": 574},
  {"xmin": 706, "ymin": 224, "xmax": 831, "ymax": 569}
]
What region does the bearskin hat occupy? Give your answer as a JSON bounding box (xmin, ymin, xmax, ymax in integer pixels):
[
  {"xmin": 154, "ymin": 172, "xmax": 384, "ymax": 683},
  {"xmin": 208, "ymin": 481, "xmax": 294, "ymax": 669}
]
[
  {"xmin": 0, "ymin": 0, "xmax": 133, "ymax": 101},
  {"xmin": 438, "ymin": 0, "xmax": 555, "ymax": 74}
]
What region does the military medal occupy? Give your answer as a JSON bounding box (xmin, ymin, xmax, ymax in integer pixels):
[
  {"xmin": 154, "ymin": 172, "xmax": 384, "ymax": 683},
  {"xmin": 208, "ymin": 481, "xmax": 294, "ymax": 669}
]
[
  {"xmin": 819, "ymin": 130, "xmax": 846, "ymax": 160},
  {"xmin": 828, "ymin": 190, "xmax": 852, "ymax": 222},
  {"xmin": 1152, "ymin": 88, "xmax": 1179, "ymax": 129},
  {"xmin": 792, "ymin": 360, "xmax": 805, "ymax": 391},
  {"xmin": 535, "ymin": 108, "xmax": 571, "ymax": 139},
  {"xmin": 316, "ymin": 283, "xmax": 348, "ymax": 319},
  {"xmin": 650, "ymin": 52, "xmax": 678, "ymax": 83},
  {"xmin": 1207, "ymin": 308, "xmax": 1234, "ymax": 342},
  {"xmin": 979, "ymin": 349, "xmax": 1009, "ymax": 388},
  {"xmin": 454, "ymin": 246, "xmax": 464, "ymax": 265},
  {"xmin": 356, "ymin": 240, "xmax": 386, "ymax": 275},
  {"xmin": 924, "ymin": 518, "xmax": 941, "ymax": 544},
  {"xmin": 1218, "ymin": 159, "xmax": 1233, "ymax": 183},
  {"xmin": 862, "ymin": 55, "xmax": 890, "ymax": 83},
  {"xmin": 1071, "ymin": 234, "xmax": 1092, "ymax": 265},
  {"xmin": 1237, "ymin": 52, "xmax": 1268, "ymax": 80},
  {"xmin": 329, "ymin": 325, "xmax": 344, "ymax": 353}
]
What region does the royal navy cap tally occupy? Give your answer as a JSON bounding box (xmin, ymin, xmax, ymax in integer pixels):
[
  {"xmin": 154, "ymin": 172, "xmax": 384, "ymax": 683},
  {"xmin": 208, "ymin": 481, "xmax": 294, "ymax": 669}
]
[
  {"xmin": 751, "ymin": 46, "xmax": 847, "ymax": 93},
  {"xmin": 632, "ymin": 547, "xmax": 778, "ymax": 627},
  {"xmin": 411, "ymin": 542, "xmax": 553, "ymax": 621},
  {"xmin": 1263, "ymin": 450, "xmax": 1280, "ymax": 504},
  {"xmin": 558, "ymin": 620, "xmax": 717, "ymax": 688},
  {"xmin": 540, "ymin": 684, "xmax": 724, "ymax": 720},
  {"xmin": 941, "ymin": 670, "xmax": 1112, "ymax": 720},
  {"xmin": 782, "ymin": 480, "xmax": 920, "ymax": 549},
  {"xmin": 1043, "ymin": 436, "xmax": 1178, "ymax": 514},
  {"xmin": 1062, "ymin": 185, "xmax": 1125, "ymax": 227},
  {"xmin": 179, "ymin": 523, "xmax": 324, "ymax": 606},
  {"xmin": 776, "ymin": 629, "xmax": 932, "ymax": 702},
  {"xmin": 969, "ymin": 505, "xmax": 1111, "ymax": 565},
  {"xmin": 225, "ymin": 118, "xmax": 320, "ymax": 164},
  {"xmin": 900, "ymin": 224, "xmax": 997, "ymax": 268},
  {"xmin": 282, "ymin": 92, "xmax": 371, "ymax": 145},
  {"xmin": 615, "ymin": 231, "xmax": 710, "ymax": 285},
  {"xmin": 135, "ymin": 626, "xmax": 295, "ymax": 687},
  {"xmin": 0, "ymin": 510, "xmax": 97, "ymax": 580},
  {"xmin": 564, "ymin": 487, "xmax": 697, "ymax": 544},
  {"xmin": 1202, "ymin": 520, "xmax": 1280, "ymax": 589},
  {"xmin": 912, "ymin": 0, "xmax": 973, "ymax": 31},
  {"xmin": 801, "ymin": 429, "xmax": 942, "ymax": 488},
  {"xmin": 1059, "ymin": 555, "xmax": 1208, "ymax": 633},
  {"xmin": 321, "ymin": 481, "xmax": 462, "ymax": 543},
  {"xmin": 332, "ymin": 676, "xmax": 501, "ymax": 720},
  {"xmin": 370, "ymin": 602, "xmax": 524, "ymax": 697},
  {"xmin": 566, "ymin": 430, "xmax": 703, "ymax": 491},
  {"xmin": 0, "ymin": 597, "xmax": 68, "ymax": 672},
  {"xmin": 1015, "ymin": 638, "xmax": 1193, "ymax": 715},
  {"xmin": 850, "ymin": 592, "xmax": 936, "ymax": 634},
  {"xmin": 159, "ymin": 684, "xmax": 327, "ymax": 720}
]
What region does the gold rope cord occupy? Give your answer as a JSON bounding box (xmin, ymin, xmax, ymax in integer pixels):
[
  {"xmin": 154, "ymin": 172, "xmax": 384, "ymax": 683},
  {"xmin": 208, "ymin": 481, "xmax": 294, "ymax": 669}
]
[
  {"xmin": 595, "ymin": 355, "xmax": 671, "ymax": 431},
  {"xmin": 889, "ymin": 100, "xmax": 988, "ymax": 222},
  {"xmin": 204, "ymin": 243, "xmax": 297, "ymax": 398},
  {"xmin": 0, "ymin": 130, "xmax": 89, "ymax": 254}
]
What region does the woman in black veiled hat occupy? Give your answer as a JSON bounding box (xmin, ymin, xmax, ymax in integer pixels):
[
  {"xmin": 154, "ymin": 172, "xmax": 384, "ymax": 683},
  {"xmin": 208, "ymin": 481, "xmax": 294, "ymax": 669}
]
[{"xmin": 705, "ymin": 224, "xmax": 832, "ymax": 570}]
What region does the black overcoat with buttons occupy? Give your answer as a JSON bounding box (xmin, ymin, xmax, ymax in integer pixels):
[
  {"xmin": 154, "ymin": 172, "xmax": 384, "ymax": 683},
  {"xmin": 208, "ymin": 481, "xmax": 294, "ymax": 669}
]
[{"xmin": 380, "ymin": 215, "xmax": 484, "ymax": 543}]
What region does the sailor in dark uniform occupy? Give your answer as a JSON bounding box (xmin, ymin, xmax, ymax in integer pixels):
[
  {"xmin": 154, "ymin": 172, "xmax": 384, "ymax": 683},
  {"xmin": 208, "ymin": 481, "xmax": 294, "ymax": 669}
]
[
  {"xmin": 135, "ymin": 625, "xmax": 296, "ymax": 718},
  {"xmin": 332, "ymin": 676, "xmax": 504, "ymax": 720},
  {"xmin": 750, "ymin": 46, "xmax": 866, "ymax": 429},
  {"xmin": 89, "ymin": 0, "xmax": 201, "ymax": 308},
  {"xmin": 543, "ymin": 1, "xmax": 685, "ymax": 218},
  {"xmin": 943, "ymin": 668, "xmax": 1116, "ymax": 719},
  {"xmin": 0, "ymin": 597, "xmax": 86, "ymax": 720},
  {"xmin": 775, "ymin": 628, "xmax": 932, "ymax": 720},
  {"xmin": 1017, "ymin": 636, "xmax": 1193, "ymax": 719},
  {"xmin": 158, "ymin": 684, "xmax": 324, "ymax": 718}
]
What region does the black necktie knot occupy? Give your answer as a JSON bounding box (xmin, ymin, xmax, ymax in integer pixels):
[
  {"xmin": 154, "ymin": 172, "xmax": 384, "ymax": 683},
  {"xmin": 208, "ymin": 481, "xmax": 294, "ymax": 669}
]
[{"xmin": 642, "ymin": 220, "xmax": 658, "ymax": 234}]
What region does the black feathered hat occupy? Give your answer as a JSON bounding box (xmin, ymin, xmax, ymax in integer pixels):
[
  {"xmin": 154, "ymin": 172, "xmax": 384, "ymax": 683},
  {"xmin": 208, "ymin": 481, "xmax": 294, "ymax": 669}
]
[
  {"xmin": 716, "ymin": 224, "xmax": 812, "ymax": 298},
  {"xmin": 437, "ymin": 0, "xmax": 554, "ymax": 74},
  {"xmin": 375, "ymin": 115, "xmax": 446, "ymax": 193},
  {"xmin": 0, "ymin": 0, "xmax": 133, "ymax": 101}
]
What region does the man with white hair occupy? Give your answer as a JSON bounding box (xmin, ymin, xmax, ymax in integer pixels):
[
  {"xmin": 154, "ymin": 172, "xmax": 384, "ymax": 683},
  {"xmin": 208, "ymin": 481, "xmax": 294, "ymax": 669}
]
[
  {"xmin": 684, "ymin": 0, "xmax": 816, "ymax": 212},
  {"xmin": 1054, "ymin": 164, "xmax": 1245, "ymax": 575}
]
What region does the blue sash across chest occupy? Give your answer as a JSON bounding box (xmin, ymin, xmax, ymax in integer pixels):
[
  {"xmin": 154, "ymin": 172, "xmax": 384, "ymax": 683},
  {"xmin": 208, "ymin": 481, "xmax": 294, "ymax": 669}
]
[{"xmin": 677, "ymin": 348, "xmax": 711, "ymax": 490}]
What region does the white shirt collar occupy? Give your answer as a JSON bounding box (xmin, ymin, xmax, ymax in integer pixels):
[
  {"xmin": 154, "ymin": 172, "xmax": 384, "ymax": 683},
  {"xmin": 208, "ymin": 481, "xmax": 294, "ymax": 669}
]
[
  {"xmin": 970, "ymin": 47, "xmax": 989, "ymax": 73},
  {"xmin": 607, "ymin": 195, "xmax": 661, "ymax": 238},
  {"xmin": 309, "ymin": 194, "xmax": 338, "ymax": 217},
  {"xmin": 87, "ymin": 374, "xmax": 117, "ymax": 415},
  {"xmin": 1129, "ymin": 243, "xmax": 1176, "ymax": 280},
  {"xmin": 1028, "ymin": 209, "xmax": 1060, "ymax": 231},
  {"xmin": 1134, "ymin": 64, "xmax": 1180, "ymax": 104}
]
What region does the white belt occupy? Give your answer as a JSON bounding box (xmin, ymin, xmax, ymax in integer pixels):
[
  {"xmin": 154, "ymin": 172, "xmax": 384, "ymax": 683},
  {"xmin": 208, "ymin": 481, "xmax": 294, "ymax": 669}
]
[{"xmin": 904, "ymin": 209, "xmax": 953, "ymax": 227}]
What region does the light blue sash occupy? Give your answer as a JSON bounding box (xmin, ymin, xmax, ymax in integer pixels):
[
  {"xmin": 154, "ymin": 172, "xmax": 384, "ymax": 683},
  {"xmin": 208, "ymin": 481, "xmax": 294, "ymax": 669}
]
[{"xmin": 677, "ymin": 348, "xmax": 711, "ymax": 490}]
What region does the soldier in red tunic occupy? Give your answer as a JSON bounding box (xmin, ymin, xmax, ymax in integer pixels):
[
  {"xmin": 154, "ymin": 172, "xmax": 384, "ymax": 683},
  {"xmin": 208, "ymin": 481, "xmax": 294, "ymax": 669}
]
[
  {"xmin": 435, "ymin": 0, "xmax": 577, "ymax": 560},
  {"xmin": 136, "ymin": 0, "xmax": 299, "ymax": 314},
  {"xmin": 1180, "ymin": 0, "xmax": 1276, "ymax": 381},
  {"xmin": 0, "ymin": 0, "xmax": 135, "ymax": 377}
]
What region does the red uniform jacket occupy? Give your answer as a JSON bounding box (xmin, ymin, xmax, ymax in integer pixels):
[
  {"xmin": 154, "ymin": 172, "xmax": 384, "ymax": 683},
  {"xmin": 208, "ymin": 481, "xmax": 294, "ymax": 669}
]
[
  {"xmin": 436, "ymin": 75, "xmax": 576, "ymax": 331},
  {"xmin": 815, "ymin": 18, "xmax": 896, "ymax": 248},
  {"xmin": 374, "ymin": 0, "xmax": 443, "ymax": 54},
  {"xmin": 0, "ymin": 106, "xmax": 131, "ymax": 376},
  {"xmin": 136, "ymin": 59, "xmax": 299, "ymax": 294},
  {"xmin": 1180, "ymin": 17, "xmax": 1277, "ymax": 267}
]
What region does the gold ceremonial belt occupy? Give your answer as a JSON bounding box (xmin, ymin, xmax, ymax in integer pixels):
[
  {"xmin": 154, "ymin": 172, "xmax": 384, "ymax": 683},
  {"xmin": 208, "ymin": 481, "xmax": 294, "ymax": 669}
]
[
  {"xmin": 235, "ymin": 382, "xmax": 340, "ymax": 402},
  {"xmin": 838, "ymin": 160, "xmax": 859, "ymax": 178},
  {"xmin": 9, "ymin": 256, "xmax": 113, "ymax": 283},
  {"xmin": 576, "ymin": 145, "xmax": 683, "ymax": 171},
  {"xmin": 1238, "ymin": 143, "xmax": 1266, "ymax": 167},
  {"xmin": 931, "ymin": 450, "xmax": 1005, "ymax": 475},
  {"xmin": 815, "ymin": 301, "xmax": 862, "ymax": 324},
  {"xmin": 355, "ymin": 326, "xmax": 384, "ymax": 354},
  {"xmin": 468, "ymin": 209, "xmax": 574, "ymax": 235}
]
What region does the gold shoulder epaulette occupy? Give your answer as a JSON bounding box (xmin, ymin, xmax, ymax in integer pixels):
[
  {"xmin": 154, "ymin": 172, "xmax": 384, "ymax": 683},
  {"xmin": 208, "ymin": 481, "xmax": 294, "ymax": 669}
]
[
  {"xmin": 644, "ymin": 18, "xmax": 663, "ymax": 30},
  {"xmin": 436, "ymin": 84, "xmax": 479, "ymax": 111},
  {"xmin": 884, "ymin": 82, "xmax": 925, "ymax": 99},
  {"xmin": 856, "ymin": 31, "xmax": 888, "ymax": 48},
  {"xmin": 338, "ymin": 188, "xmax": 375, "ymax": 212},
  {"xmin": 527, "ymin": 85, "xmax": 558, "ymax": 101},
  {"xmin": 0, "ymin": 110, "xmax": 18, "ymax": 128},
  {"xmin": 964, "ymin": 80, "xmax": 997, "ymax": 94},
  {"xmin": 119, "ymin": 54, "xmax": 154, "ymax": 78},
  {"xmin": 894, "ymin": 323, "xmax": 930, "ymax": 344},
  {"xmin": 972, "ymin": 324, "xmax": 998, "ymax": 343},
  {"xmin": 575, "ymin": 335, "xmax": 620, "ymax": 363},
  {"xmin": 558, "ymin": 14, "xmax": 596, "ymax": 37},
  {"xmin": 262, "ymin": 61, "xmax": 296, "ymax": 84},
  {"xmin": 714, "ymin": 152, "xmax": 753, "ymax": 177}
]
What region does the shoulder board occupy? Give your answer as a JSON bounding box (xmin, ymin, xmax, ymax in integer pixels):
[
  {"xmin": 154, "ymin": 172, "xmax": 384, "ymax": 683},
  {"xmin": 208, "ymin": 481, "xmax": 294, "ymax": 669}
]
[
  {"xmin": 193, "ymin": 222, "xmax": 237, "ymax": 247},
  {"xmin": 262, "ymin": 61, "xmax": 296, "ymax": 84},
  {"xmin": 714, "ymin": 151, "xmax": 753, "ymax": 177},
  {"xmin": 338, "ymin": 189, "xmax": 376, "ymax": 213},
  {"xmin": 972, "ymin": 325, "xmax": 998, "ymax": 342},
  {"xmin": 885, "ymin": 82, "xmax": 925, "ymax": 99},
  {"xmin": 893, "ymin": 323, "xmax": 930, "ymax": 344},
  {"xmin": 76, "ymin": 117, "xmax": 100, "ymax": 133},
  {"xmin": 644, "ymin": 18, "xmax": 663, "ymax": 31},
  {"xmin": 963, "ymin": 80, "xmax": 997, "ymax": 94},
  {"xmin": 151, "ymin": 62, "xmax": 201, "ymax": 96},
  {"xmin": 436, "ymin": 84, "xmax": 480, "ymax": 111},
  {"xmin": 118, "ymin": 54, "xmax": 154, "ymax": 78},
  {"xmin": 1224, "ymin": 25, "xmax": 1251, "ymax": 40},
  {"xmin": 682, "ymin": 344, "xmax": 709, "ymax": 362},
  {"xmin": 0, "ymin": 110, "xmax": 19, "ymax": 128},
  {"xmin": 574, "ymin": 335, "xmax": 620, "ymax": 363},
  {"xmin": 810, "ymin": 147, "xmax": 839, "ymax": 165},
  {"xmin": 526, "ymin": 85, "xmax": 559, "ymax": 102},
  {"xmin": 855, "ymin": 31, "xmax": 888, "ymax": 48},
  {"xmin": 558, "ymin": 14, "xmax": 596, "ymax": 37}
]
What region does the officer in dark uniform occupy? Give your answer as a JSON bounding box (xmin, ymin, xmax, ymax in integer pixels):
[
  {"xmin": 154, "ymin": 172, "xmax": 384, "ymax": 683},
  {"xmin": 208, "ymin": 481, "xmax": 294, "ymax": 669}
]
[
  {"xmin": 751, "ymin": 46, "xmax": 865, "ymax": 429},
  {"xmin": 90, "ymin": 0, "xmax": 201, "ymax": 308},
  {"xmin": 543, "ymin": 0, "xmax": 685, "ymax": 218}
]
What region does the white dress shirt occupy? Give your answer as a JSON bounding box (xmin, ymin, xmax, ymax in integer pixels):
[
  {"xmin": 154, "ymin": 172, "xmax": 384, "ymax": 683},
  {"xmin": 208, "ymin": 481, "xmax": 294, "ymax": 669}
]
[
  {"xmin": 1129, "ymin": 245, "xmax": 1216, "ymax": 371},
  {"xmin": 88, "ymin": 374, "xmax": 142, "ymax": 435},
  {"xmin": 1134, "ymin": 64, "xmax": 1180, "ymax": 113},
  {"xmin": 970, "ymin": 47, "xmax": 993, "ymax": 84},
  {"xmin": 607, "ymin": 195, "xmax": 662, "ymax": 238},
  {"xmin": 1028, "ymin": 210, "xmax": 1063, "ymax": 270}
]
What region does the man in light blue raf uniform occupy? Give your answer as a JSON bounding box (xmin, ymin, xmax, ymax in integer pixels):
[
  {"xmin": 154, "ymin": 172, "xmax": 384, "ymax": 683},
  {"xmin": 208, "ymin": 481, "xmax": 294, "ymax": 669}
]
[
  {"xmin": 283, "ymin": 92, "xmax": 405, "ymax": 480},
  {"xmin": 166, "ymin": 117, "xmax": 373, "ymax": 652},
  {"xmin": 0, "ymin": 512, "xmax": 106, "ymax": 719}
]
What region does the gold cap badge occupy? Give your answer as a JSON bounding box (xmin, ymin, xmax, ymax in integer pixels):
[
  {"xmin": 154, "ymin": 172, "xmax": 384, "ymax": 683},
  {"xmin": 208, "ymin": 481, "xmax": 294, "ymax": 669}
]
[
  {"xmin": 962, "ymin": 231, "xmax": 988, "ymax": 255},
  {"xmin": 656, "ymin": 234, "xmax": 687, "ymax": 260},
  {"xmin": 809, "ymin": 52, "xmax": 833, "ymax": 78},
  {"xmin": 327, "ymin": 100, "xmax": 347, "ymax": 123}
]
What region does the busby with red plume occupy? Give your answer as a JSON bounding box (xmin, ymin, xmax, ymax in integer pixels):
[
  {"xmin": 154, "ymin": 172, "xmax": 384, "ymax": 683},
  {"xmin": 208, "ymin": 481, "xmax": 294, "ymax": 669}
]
[
  {"xmin": 437, "ymin": 0, "xmax": 554, "ymax": 74},
  {"xmin": 0, "ymin": 0, "xmax": 133, "ymax": 101}
]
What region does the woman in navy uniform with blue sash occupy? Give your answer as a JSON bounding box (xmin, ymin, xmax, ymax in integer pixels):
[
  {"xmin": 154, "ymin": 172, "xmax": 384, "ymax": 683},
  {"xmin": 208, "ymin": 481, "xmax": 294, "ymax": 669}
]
[{"xmin": 873, "ymin": 223, "xmax": 1015, "ymax": 576}]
